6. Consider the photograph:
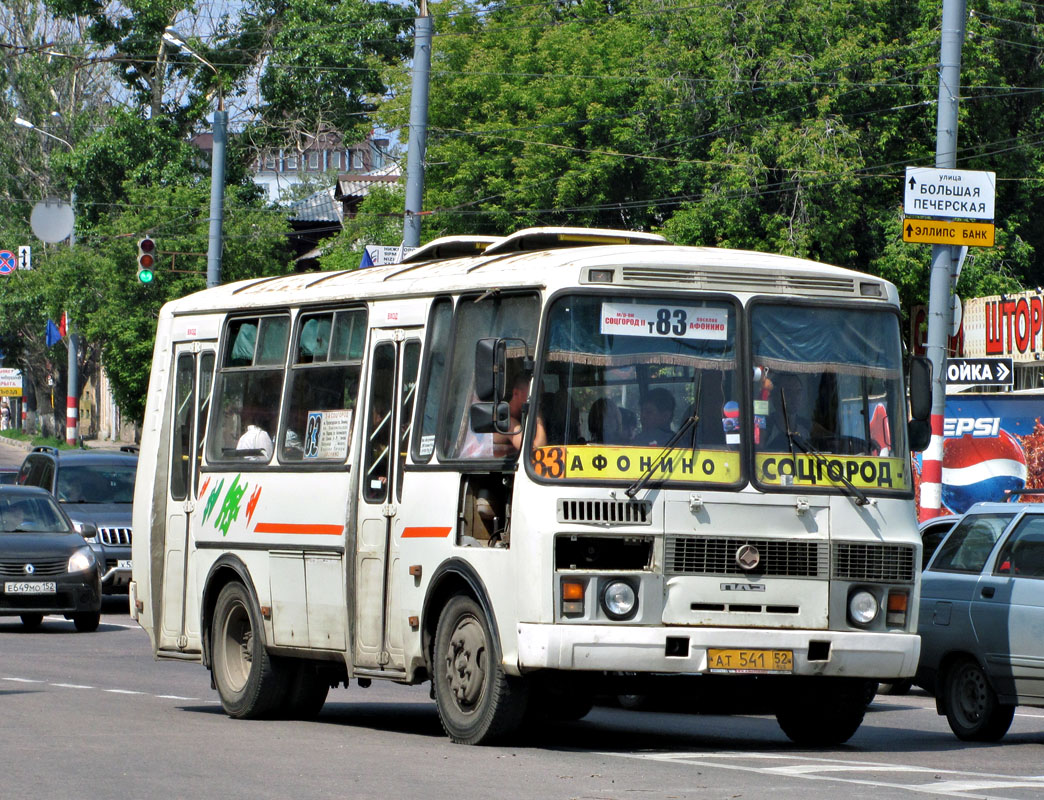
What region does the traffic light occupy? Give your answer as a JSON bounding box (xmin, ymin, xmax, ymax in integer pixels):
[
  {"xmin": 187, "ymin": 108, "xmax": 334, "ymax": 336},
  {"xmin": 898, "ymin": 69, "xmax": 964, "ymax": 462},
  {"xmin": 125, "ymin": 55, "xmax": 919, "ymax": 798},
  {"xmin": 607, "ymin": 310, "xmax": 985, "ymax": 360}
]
[{"xmin": 137, "ymin": 237, "xmax": 156, "ymax": 283}]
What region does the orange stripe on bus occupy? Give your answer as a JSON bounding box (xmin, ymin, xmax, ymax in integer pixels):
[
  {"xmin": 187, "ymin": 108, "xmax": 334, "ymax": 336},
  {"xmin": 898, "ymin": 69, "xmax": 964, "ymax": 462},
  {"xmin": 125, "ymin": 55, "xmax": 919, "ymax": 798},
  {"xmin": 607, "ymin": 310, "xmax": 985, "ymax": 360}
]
[
  {"xmin": 254, "ymin": 522, "xmax": 344, "ymax": 536},
  {"xmin": 401, "ymin": 526, "xmax": 452, "ymax": 539}
]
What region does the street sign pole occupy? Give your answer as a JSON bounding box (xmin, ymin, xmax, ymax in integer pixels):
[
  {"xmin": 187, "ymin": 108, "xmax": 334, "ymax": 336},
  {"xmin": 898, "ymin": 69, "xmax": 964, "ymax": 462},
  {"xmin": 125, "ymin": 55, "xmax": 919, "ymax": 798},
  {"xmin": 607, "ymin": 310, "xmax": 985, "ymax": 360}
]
[{"xmin": 921, "ymin": 0, "xmax": 967, "ymax": 519}]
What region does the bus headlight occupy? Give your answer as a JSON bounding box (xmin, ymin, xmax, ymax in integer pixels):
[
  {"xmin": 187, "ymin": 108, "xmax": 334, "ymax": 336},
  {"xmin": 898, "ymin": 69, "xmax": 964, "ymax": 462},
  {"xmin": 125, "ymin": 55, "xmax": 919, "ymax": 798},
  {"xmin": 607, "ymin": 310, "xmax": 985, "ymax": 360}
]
[
  {"xmin": 848, "ymin": 589, "xmax": 879, "ymax": 626},
  {"xmin": 602, "ymin": 580, "xmax": 638, "ymax": 620}
]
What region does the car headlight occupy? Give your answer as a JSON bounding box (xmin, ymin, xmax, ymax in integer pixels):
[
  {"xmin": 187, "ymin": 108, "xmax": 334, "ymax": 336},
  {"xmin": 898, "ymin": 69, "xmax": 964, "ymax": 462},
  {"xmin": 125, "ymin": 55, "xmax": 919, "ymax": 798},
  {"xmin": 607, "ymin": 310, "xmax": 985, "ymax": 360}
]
[
  {"xmin": 68, "ymin": 546, "xmax": 96, "ymax": 574},
  {"xmin": 848, "ymin": 589, "xmax": 879, "ymax": 626},
  {"xmin": 602, "ymin": 580, "xmax": 638, "ymax": 620}
]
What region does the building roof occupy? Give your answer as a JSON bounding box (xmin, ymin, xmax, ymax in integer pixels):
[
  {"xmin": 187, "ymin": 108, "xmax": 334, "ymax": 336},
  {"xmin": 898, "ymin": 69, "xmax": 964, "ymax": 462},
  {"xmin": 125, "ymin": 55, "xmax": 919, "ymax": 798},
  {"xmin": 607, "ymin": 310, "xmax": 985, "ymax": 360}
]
[
  {"xmin": 337, "ymin": 163, "xmax": 401, "ymax": 200},
  {"xmin": 287, "ymin": 186, "xmax": 343, "ymax": 224}
]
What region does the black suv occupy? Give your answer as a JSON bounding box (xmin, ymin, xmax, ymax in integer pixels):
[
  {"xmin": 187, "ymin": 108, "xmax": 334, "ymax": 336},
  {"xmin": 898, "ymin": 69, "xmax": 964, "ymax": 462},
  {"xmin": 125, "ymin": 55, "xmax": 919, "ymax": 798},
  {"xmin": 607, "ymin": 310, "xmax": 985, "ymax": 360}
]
[{"xmin": 18, "ymin": 446, "xmax": 137, "ymax": 594}]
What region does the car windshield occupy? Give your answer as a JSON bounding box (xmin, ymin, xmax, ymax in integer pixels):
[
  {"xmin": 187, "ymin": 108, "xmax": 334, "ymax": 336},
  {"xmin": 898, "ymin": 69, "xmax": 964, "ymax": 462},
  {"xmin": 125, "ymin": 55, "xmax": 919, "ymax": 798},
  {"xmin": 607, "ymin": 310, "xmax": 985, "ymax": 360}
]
[
  {"xmin": 750, "ymin": 302, "xmax": 911, "ymax": 494},
  {"xmin": 531, "ymin": 293, "xmax": 741, "ymax": 487},
  {"xmin": 0, "ymin": 495, "xmax": 72, "ymax": 533},
  {"xmin": 56, "ymin": 464, "xmax": 136, "ymax": 504}
]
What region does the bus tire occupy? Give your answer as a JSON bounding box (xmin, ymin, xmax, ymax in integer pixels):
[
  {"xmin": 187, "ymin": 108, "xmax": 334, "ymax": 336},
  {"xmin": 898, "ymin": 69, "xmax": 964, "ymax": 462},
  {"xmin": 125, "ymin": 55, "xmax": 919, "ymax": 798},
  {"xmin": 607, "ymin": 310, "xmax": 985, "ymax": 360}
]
[
  {"xmin": 776, "ymin": 680, "xmax": 867, "ymax": 746},
  {"xmin": 279, "ymin": 661, "xmax": 330, "ymax": 720},
  {"xmin": 212, "ymin": 581, "xmax": 287, "ymax": 719},
  {"xmin": 20, "ymin": 613, "xmax": 43, "ymax": 631},
  {"xmin": 73, "ymin": 612, "xmax": 101, "ymax": 633},
  {"xmin": 432, "ymin": 594, "xmax": 528, "ymax": 744},
  {"xmin": 941, "ymin": 657, "xmax": 1014, "ymax": 742}
]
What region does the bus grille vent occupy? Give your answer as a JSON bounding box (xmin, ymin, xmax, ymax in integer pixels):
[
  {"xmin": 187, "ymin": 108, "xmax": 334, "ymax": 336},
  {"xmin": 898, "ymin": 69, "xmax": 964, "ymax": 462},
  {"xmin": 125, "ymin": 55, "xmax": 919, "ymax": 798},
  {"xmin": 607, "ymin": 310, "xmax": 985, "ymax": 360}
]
[
  {"xmin": 665, "ymin": 536, "xmax": 826, "ymax": 577},
  {"xmin": 620, "ymin": 267, "xmax": 697, "ymax": 285},
  {"xmin": 558, "ymin": 499, "xmax": 651, "ymax": 525},
  {"xmin": 832, "ymin": 543, "xmax": 915, "ymax": 583}
]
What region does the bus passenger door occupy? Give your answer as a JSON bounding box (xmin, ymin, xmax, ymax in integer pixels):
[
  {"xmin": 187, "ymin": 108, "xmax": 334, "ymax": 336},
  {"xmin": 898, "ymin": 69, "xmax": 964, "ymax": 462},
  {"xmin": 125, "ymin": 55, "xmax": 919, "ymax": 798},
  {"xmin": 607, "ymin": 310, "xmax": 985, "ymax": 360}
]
[
  {"xmin": 354, "ymin": 330, "xmax": 420, "ymax": 671},
  {"xmin": 159, "ymin": 341, "xmax": 215, "ymax": 652}
]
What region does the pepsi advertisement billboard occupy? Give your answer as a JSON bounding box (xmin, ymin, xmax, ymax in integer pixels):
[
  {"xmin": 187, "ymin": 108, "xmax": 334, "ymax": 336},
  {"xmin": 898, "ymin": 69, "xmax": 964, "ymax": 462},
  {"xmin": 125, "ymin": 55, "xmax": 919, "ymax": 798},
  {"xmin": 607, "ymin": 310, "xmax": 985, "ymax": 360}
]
[{"xmin": 915, "ymin": 394, "xmax": 1044, "ymax": 519}]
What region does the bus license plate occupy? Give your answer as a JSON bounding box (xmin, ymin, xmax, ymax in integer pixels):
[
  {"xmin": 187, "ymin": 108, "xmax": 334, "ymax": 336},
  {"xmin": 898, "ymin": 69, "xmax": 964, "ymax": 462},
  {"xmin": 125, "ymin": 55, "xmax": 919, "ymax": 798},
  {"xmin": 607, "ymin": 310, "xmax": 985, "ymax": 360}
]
[
  {"xmin": 707, "ymin": 648, "xmax": 793, "ymax": 673},
  {"xmin": 4, "ymin": 581, "xmax": 57, "ymax": 594}
]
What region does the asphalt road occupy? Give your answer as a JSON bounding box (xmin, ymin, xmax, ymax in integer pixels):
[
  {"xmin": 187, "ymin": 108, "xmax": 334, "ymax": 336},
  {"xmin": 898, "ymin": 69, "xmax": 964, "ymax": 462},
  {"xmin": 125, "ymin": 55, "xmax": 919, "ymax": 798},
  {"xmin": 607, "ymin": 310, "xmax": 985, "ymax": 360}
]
[
  {"xmin": 3, "ymin": 438, "xmax": 1044, "ymax": 798},
  {"xmin": 2, "ymin": 601, "xmax": 1044, "ymax": 800}
]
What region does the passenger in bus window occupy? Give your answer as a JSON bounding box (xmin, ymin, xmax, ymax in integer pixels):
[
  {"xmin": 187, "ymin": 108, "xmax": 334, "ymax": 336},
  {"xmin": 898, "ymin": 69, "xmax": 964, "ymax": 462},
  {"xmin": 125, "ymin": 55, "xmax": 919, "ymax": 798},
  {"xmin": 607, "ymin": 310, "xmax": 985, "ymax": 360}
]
[
  {"xmin": 588, "ymin": 397, "xmax": 625, "ymax": 444},
  {"xmin": 620, "ymin": 407, "xmax": 638, "ymax": 443},
  {"xmin": 493, "ymin": 374, "xmax": 546, "ymax": 453},
  {"xmin": 237, "ymin": 407, "xmax": 273, "ymax": 461},
  {"xmin": 632, "ymin": 388, "xmax": 676, "ymax": 446}
]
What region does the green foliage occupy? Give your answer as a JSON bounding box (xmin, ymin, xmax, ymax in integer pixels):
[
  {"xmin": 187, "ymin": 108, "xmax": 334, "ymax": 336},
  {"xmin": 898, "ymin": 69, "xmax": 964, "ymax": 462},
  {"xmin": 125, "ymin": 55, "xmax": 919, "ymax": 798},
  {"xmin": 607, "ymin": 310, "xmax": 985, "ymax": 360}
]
[{"xmin": 319, "ymin": 184, "xmax": 405, "ymax": 271}]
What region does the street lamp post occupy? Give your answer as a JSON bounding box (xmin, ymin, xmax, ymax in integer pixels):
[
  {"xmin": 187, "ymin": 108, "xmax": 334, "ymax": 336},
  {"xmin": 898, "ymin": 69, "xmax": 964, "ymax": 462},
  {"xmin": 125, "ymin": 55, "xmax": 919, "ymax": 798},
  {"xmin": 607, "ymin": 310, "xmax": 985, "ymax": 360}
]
[
  {"xmin": 164, "ymin": 27, "xmax": 226, "ymax": 289},
  {"xmin": 13, "ymin": 116, "xmax": 80, "ymax": 446}
]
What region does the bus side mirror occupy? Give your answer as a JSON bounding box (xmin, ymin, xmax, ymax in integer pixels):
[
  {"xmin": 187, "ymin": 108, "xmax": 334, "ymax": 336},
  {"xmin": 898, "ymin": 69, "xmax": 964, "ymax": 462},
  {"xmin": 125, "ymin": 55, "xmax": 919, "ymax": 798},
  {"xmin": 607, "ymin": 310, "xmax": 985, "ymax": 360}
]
[
  {"xmin": 470, "ymin": 400, "xmax": 512, "ymax": 434},
  {"xmin": 909, "ymin": 356, "xmax": 932, "ymax": 421},
  {"xmin": 475, "ymin": 338, "xmax": 507, "ymax": 402},
  {"xmin": 908, "ymin": 419, "xmax": 931, "ymax": 452}
]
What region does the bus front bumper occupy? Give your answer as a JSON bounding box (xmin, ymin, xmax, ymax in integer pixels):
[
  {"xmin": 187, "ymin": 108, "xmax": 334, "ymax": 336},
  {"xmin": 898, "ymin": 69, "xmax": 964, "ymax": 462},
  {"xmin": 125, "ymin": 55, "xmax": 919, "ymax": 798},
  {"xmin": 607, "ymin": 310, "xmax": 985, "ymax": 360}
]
[{"xmin": 516, "ymin": 623, "xmax": 920, "ymax": 679}]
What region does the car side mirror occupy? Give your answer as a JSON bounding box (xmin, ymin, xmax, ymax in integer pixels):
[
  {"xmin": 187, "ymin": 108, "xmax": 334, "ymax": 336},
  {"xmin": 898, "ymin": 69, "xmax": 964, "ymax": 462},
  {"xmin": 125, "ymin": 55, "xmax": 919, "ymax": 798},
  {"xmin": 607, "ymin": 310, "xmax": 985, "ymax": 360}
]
[
  {"xmin": 76, "ymin": 521, "xmax": 98, "ymax": 541},
  {"xmin": 475, "ymin": 338, "xmax": 506, "ymax": 403}
]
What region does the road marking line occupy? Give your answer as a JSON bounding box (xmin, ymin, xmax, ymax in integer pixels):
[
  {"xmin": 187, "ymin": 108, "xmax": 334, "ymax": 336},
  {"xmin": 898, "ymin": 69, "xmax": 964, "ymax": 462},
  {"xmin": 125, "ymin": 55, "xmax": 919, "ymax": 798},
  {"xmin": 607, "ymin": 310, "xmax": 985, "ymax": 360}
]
[
  {"xmin": 602, "ymin": 751, "xmax": 1044, "ymax": 799},
  {"xmin": 50, "ymin": 683, "xmax": 93, "ymax": 689},
  {"xmin": 156, "ymin": 695, "xmax": 198, "ymax": 700},
  {"xmin": 104, "ymin": 689, "xmax": 143, "ymax": 695},
  {"xmin": 1, "ymin": 677, "xmax": 43, "ymax": 683}
]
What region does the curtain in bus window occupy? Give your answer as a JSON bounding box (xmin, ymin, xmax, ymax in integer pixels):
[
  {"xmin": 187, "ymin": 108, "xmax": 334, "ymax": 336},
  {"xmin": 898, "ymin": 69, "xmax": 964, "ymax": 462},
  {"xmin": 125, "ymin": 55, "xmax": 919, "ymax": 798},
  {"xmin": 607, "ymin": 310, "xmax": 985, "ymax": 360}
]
[{"xmin": 751, "ymin": 305, "xmax": 900, "ymax": 377}]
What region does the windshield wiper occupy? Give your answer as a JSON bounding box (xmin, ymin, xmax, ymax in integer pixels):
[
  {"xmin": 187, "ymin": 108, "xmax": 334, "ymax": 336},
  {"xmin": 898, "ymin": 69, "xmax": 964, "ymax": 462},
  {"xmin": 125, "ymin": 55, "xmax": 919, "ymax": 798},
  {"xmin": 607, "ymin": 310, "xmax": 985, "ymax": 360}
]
[
  {"xmin": 624, "ymin": 411, "xmax": 700, "ymax": 498},
  {"xmin": 787, "ymin": 431, "xmax": 870, "ymax": 506},
  {"xmin": 626, "ymin": 373, "xmax": 703, "ymax": 499}
]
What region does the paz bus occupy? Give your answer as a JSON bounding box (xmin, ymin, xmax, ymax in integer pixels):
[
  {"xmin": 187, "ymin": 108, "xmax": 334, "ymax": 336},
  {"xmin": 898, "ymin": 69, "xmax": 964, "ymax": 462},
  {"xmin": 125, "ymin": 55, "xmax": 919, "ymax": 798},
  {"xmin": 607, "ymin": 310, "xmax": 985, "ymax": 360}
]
[{"xmin": 130, "ymin": 227, "xmax": 932, "ymax": 745}]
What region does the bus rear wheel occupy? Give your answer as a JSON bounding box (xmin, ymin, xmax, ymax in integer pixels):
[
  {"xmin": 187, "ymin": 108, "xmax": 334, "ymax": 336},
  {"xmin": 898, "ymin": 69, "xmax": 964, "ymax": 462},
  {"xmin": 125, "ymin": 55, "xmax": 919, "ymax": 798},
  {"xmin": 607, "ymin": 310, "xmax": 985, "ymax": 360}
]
[
  {"xmin": 212, "ymin": 581, "xmax": 287, "ymax": 719},
  {"xmin": 432, "ymin": 594, "xmax": 528, "ymax": 744},
  {"xmin": 775, "ymin": 679, "xmax": 868, "ymax": 746}
]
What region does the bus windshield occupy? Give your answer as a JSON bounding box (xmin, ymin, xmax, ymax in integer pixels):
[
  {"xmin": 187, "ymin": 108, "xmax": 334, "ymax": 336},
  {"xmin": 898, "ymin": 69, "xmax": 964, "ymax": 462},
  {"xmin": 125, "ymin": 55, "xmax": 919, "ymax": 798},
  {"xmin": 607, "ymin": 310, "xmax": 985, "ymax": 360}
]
[
  {"xmin": 751, "ymin": 302, "xmax": 910, "ymax": 492},
  {"xmin": 531, "ymin": 293, "xmax": 742, "ymax": 486},
  {"xmin": 531, "ymin": 294, "xmax": 911, "ymax": 494}
]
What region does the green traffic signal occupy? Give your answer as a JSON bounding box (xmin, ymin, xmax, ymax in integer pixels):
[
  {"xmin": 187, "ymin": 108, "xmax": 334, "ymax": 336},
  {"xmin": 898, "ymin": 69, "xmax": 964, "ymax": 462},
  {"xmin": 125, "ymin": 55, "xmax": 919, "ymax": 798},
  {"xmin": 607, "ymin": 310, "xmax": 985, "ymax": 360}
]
[{"xmin": 138, "ymin": 268, "xmax": 154, "ymax": 283}]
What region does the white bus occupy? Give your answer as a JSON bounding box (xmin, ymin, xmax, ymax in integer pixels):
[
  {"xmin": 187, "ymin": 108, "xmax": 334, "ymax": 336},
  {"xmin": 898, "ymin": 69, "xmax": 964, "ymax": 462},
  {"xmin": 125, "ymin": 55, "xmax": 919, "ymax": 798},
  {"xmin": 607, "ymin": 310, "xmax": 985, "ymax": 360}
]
[{"xmin": 131, "ymin": 227, "xmax": 932, "ymax": 745}]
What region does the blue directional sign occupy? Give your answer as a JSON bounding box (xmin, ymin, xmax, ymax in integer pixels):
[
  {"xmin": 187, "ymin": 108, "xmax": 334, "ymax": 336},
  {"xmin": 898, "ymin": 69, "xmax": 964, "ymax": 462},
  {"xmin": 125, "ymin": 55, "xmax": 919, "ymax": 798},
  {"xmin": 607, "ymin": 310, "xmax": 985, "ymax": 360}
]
[{"xmin": 0, "ymin": 250, "xmax": 16, "ymax": 276}]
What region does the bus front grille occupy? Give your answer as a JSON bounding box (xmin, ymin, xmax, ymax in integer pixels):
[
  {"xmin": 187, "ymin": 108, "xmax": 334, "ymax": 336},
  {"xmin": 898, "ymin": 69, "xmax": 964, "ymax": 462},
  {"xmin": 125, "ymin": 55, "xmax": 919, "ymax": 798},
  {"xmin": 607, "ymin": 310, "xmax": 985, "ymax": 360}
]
[
  {"xmin": 558, "ymin": 499, "xmax": 651, "ymax": 525},
  {"xmin": 665, "ymin": 536, "xmax": 827, "ymax": 577},
  {"xmin": 832, "ymin": 542, "xmax": 916, "ymax": 583}
]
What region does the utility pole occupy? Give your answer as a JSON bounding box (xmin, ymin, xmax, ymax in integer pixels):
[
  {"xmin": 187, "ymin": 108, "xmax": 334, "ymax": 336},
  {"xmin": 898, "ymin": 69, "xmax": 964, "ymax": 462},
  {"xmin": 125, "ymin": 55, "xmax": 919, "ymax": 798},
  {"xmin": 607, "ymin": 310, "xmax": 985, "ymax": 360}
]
[
  {"xmin": 13, "ymin": 117, "xmax": 79, "ymax": 445},
  {"xmin": 164, "ymin": 28, "xmax": 225, "ymax": 287},
  {"xmin": 403, "ymin": 0, "xmax": 432, "ymax": 249},
  {"xmin": 919, "ymin": 0, "xmax": 967, "ymax": 519}
]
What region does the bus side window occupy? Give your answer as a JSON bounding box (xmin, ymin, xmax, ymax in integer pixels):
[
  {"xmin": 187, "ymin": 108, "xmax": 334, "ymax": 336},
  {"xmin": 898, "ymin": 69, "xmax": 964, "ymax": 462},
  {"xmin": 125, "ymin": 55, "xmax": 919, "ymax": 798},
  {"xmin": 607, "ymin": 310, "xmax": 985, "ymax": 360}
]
[
  {"xmin": 207, "ymin": 314, "xmax": 290, "ymax": 464},
  {"xmin": 437, "ymin": 292, "xmax": 539, "ymax": 461},
  {"xmin": 412, "ymin": 297, "xmax": 453, "ymax": 464},
  {"xmin": 279, "ymin": 309, "xmax": 366, "ymax": 463}
]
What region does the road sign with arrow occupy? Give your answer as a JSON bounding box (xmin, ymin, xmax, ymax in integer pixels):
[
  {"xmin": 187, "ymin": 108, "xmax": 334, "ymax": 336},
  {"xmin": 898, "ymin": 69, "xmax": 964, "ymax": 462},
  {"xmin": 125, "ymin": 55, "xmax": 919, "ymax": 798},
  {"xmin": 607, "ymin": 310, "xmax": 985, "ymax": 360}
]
[{"xmin": 946, "ymin": 357, "xmax": 1013, "ymax": 387}]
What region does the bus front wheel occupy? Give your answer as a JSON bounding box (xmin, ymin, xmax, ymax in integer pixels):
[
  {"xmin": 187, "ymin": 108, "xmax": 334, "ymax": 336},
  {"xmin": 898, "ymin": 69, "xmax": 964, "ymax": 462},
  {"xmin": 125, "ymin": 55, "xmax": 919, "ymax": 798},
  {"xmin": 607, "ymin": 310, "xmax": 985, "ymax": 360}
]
[
  {"xmin": 212, "ymin": 581, "xmax": 287, "ymax": 718},
  {"xmin": 432, "ymin": 594, "xmax": 528, "ymax": 744},
  {"xmin": 775, "ymin": 679, "xmax": 868, "ymax": 746}
]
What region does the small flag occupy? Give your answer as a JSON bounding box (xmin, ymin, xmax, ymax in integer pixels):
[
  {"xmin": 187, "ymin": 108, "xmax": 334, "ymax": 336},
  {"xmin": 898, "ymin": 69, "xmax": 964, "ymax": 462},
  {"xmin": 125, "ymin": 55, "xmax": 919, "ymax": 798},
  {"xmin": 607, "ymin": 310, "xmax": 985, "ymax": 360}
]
[
  {"xmin": 58, "ymin": 311, "xmax": 67, "ymax": 338},
  {"xmin": 46, "ymin": 320, "xmax": 62, "ymax": 347},
  {"xmin": 359, "ymin": 248, "xmax": 374, "ymax": 268}
]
